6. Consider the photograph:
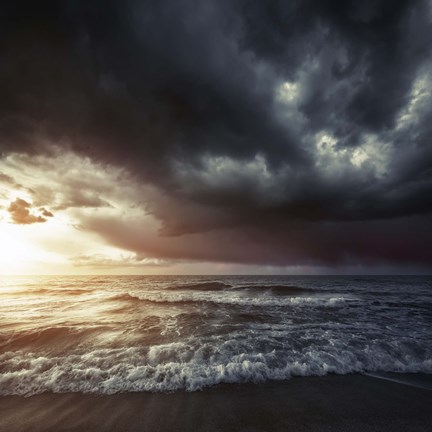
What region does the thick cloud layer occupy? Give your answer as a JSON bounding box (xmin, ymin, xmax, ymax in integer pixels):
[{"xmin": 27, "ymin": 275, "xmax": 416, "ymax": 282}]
[{"xmin": 1, "ymin": 0, "xmax": 432, "ymax": 269}]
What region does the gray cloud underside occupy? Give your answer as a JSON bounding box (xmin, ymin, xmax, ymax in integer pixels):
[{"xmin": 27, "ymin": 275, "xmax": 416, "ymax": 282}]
[
  {"xmin": 1, "ymin": 0, "xmax": 432, "ymax": 267},
  {"xmin": 78, "ymin": 212, "xmax": 432, "ymax": 267}
]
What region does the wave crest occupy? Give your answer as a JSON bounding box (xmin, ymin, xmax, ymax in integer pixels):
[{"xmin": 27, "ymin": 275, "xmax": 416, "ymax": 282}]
[{"xmin": 1, "ymin": 337, "xmax": 431, "ymax": 396}]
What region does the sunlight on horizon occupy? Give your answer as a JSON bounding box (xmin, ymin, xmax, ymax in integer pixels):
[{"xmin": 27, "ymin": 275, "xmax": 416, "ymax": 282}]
[{"xmin": 0, "ymin": 223, "xmax": 43, "ymax": 274}]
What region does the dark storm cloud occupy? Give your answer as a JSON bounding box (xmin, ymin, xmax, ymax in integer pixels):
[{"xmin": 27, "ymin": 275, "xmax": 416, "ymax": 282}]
[
  {"xmin": 1, "ymin": 0, "xmax": 431, "ymax": 268},
  {"xmin": 79, "ymin": 213, "xmax": 432, "ymax": 267},
  {"xmin": 0, "ymin": 0, "xmax": 304, "ymax": 177},
  {"xmin": 240, "ymin": 0, "xmax": 431, "ymax": 133}
]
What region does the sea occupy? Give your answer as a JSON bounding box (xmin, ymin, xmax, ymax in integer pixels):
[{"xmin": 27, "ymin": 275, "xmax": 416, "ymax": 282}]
[{"xmin": 0, "ymin": 275, "xmax": 431, "ymax": 396}]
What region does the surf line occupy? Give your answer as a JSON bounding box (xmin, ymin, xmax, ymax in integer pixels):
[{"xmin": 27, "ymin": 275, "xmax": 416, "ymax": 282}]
[{"xmin": 364, "ymin": 372, "xmax": 432, "ymax": 391}]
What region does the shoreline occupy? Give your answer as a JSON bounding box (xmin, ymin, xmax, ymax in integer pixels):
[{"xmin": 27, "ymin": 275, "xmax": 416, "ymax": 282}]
[{"xmin": 1, "ymin": 373, "xmax": 431, "ymax": 432}]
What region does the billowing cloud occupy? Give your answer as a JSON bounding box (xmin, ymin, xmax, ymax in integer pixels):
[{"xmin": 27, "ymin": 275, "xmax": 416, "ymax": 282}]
[
  {"xmin": 0, "ymin": 0, "xmax": 431, "ymax": 272},
  {"xmin": 7, "ymin": 198, "xmax": 53, "ymax": 225}
]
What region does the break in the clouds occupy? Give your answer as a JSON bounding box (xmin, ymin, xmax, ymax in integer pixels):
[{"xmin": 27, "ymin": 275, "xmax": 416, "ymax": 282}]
[{"xmin": 0, "ymin": 0, "xmax": 432, "ymax": 272}]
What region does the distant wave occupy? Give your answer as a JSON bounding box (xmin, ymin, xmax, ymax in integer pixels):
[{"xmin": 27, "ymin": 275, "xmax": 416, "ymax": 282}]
[
  {"xmin": 164, "ymin": 282, "xmax": 232, "ymax": 291},
  {"xmin": 163, "ymin": 282, "xmax": 315, "ymax": 295},
  {"xmin": 0, "ymin": 325, "xmax": 112, "ymax": 351},
  {"xmin": 1, "ymin": 287, "xmax": 94, "ymax": 296},
  {"xmin": 110, "ymin": 291, "xmax": 352, "ymax": 308},
  {"xmin": 245, "ymin": 285, "xmax": 316, "ymax": 295}
]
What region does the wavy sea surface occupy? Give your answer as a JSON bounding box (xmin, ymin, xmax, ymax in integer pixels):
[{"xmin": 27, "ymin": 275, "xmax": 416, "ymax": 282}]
[{"xmin": 0, "ymin": 275, "xmax": 431, "ymax": 395}]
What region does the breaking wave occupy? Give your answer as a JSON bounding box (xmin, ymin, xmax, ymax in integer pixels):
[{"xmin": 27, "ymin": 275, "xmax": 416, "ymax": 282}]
[
  {"xmin": 1, "ymin": 275, "xmax": 431, "ymax": 396},
  {"xmin": 112, "ymin": 292, "xmax": 353, "ymax": 308},
  {"xmin": 1, "ymin": 337, "xmax": 431, "ymax": 396}
]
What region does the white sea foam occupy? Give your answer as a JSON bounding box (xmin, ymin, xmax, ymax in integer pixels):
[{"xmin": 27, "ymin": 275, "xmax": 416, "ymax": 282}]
[
  {"xmin": 123, "ymin": 290, "xmax": 354, "ymax": 308},
  {"xmin": 1, "ymin": 275, "xmax": 431, "ymax": 396},
  {"xmin": 1, "ymin": 337, "xmax": 431, "ymax": 396}
]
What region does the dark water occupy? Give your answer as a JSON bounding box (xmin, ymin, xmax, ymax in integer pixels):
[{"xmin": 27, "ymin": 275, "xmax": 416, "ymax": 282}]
[{"xmin": 0, "ymin": 275, "xmax": 431, "ymax": 395}]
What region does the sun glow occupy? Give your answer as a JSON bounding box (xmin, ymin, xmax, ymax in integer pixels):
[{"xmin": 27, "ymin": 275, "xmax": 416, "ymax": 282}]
[
  {"xmin": 0, "ymin": 198, "xmax": 67, "ymax": 275},
  {"xmin": 0, "ymin": 223, "xmax": 43, "ymax": 274}
]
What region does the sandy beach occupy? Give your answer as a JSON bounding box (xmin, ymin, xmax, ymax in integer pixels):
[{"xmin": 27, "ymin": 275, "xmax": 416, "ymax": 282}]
[{"xmin": 1, "ymin": 373, "xmax": 431, "ymax": 432}]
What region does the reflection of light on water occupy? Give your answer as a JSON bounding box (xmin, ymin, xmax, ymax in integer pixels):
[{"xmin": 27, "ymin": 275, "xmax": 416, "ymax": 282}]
[{"xmin": 0, "ymin": 276, "xmax": 431, "ymax": 395}]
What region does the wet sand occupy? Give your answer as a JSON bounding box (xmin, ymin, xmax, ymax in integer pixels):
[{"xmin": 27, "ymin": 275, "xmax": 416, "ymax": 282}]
[{"xmin": 1, "ymin": 374, "xmax": 432, "ymax": 432}]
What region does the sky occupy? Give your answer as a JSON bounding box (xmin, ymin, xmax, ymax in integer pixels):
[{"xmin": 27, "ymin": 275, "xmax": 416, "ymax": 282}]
[{"xmin": 0, "ymin": 0, "xmax": 432, "ymax": 275}]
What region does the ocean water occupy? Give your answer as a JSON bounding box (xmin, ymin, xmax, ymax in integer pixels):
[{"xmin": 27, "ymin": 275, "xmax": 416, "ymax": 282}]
[{"xmin": 0, "ymin": 275, "xmax": 431, "ymax": 395}]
